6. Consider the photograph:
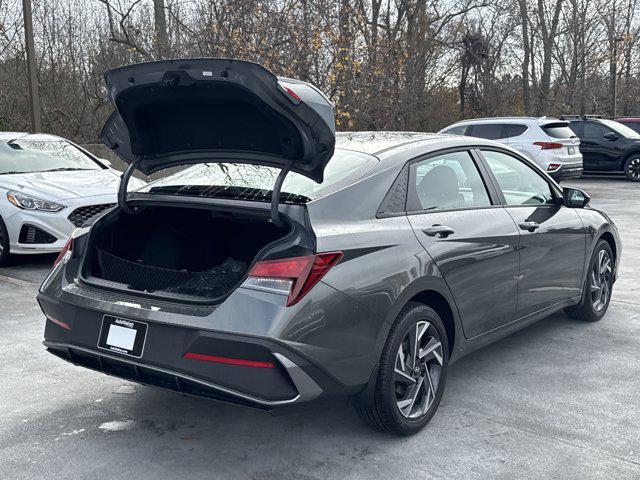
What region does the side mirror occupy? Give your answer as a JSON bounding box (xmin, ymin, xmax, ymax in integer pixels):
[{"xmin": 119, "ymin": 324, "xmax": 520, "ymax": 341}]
[
  {"xmin": 99, "ymin": 158, "xmax": 112, "ymax": 168},
  {"xmin": 603, "ymin": 132, "xmax": 618, "ymax": 141},
  {"xmin": 563, "ymin": 187, "xmax": 590, "ymax": 208}
]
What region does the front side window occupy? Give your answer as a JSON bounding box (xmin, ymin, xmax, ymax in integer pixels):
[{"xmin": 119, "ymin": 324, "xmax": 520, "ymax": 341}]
[
  {"xmin": 0, "ymin": 138, "xmax": 103, "ymax": 175},
  {"xmin": 600, "ymin": 119, "xmax": 640, "ymax": 138},
  {"xmin": 583, "ymin": 122, "xmax": 611, "ymax": 139},
  {"xmin": 481, "ymin": 150, "xmax": 554, "ymax": 206},
  {"xmin": 409, "ymin": 151, "xmax": 492, "ymax": 212},
  {"xmin": 621, "ymin": 122, "xmax": 640, "ymax": 134},
  {"xmin": 468, "ymin": 123, "xmax": 505, "ymax": 140}
]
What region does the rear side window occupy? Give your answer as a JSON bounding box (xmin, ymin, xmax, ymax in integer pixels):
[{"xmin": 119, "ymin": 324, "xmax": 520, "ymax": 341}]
[
  {"xmin": 542, "ymin": 123, "xmax": 576, "ymax": 139},
  {"xmin": 442, "ymin": 125, "xmax": 468, "ymax": 136},
  {"xmin": 408, "ymin": 151, "xmax": 492, "ymax": 212},
  {"xmin": 468, "ymin": 123, "xmax": 505, "ymax": 140},
  {"xmin": 505, "ymin": 124, "xmax": 527, "ymax": 138}
]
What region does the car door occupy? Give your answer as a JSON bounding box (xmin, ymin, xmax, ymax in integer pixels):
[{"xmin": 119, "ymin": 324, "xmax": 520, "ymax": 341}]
[
  {"xmin": 581, "ymin": 122, "xmax": 623, "ymax": 171},
  {"xmin": 406, "ymin": 149, "xmax": 520, "ymax": 338},
  {"xmin": 478, "ymin": 149, "xmax": 586, "ymax": 319}
]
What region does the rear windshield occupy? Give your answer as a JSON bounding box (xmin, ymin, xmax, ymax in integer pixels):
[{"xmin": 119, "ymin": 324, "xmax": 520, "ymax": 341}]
[
  {"xmin": 541, "ymin": 123, "xmax": 576, "ymax": 139},
  {"xmin": 138, "ymin": 149, "xmax": 377, "ymax": 203}
]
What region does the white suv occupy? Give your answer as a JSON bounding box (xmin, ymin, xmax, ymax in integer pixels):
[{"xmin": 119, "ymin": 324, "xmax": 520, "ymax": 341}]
[{"xmin": 439, "ymin": 117, "xmax": 583, "ymax": 180}]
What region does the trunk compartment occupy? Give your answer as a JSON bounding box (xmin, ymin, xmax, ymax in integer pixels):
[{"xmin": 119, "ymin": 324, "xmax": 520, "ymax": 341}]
[{"xmin": 81, "ymin": 205, "xmax": 298, "ymax": 302}]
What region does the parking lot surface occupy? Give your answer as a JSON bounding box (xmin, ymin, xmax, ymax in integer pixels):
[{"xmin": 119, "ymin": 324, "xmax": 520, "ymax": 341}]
[{"xmin": 1, "ymin": 176, "xmax": 639, "ymax": 480}]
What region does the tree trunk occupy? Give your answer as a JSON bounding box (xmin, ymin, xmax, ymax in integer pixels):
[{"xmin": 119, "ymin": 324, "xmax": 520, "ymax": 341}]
[
  {"xmin": 153, "ymin": 0, "xmax": 169, "ymax": 59},
  {"xmin": 518, "ymin": 0, "xmax": 531, "ymax": 114}
]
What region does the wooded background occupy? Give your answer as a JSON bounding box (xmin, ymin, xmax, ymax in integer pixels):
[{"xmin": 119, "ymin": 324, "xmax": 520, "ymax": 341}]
[{"xmin": 1, "ymin": 0, "xmax": 639, "ymax": 143}]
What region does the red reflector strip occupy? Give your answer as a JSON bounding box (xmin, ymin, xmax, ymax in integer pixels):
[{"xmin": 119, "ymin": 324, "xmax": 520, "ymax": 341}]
[
  {"xmin": 183, "ymin": 352, "xmax": 275, "ymax": 369},
  {"xmin": 46, "ymin": 314, "xmax": 70, "ymax": 330}
]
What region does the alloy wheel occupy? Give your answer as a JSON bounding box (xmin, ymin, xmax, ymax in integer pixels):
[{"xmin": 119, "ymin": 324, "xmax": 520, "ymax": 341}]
[
  {"xmin": 591, "ymin": 249, "xmax": 612, "ymax": 312},
  {"xmin": 628, "ymin": 158, "xmax": 640, "ymax": 180},
  {"xmin": 394, "ymin": 321, "xmax": 444, "ymax": 419}
]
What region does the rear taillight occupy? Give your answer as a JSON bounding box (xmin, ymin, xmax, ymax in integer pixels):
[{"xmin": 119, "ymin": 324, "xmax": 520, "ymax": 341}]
[
  {"xmin": 277, "ymin": 81, "xmax": 302, "ymax": 105},
  {"xmin": 245, "ymin": 252, "xmax": 343, "ymax": 306},
  {"xmin": 53, "ymin": 236, "xmax": 73, "ymax": 267},
  {"xmin": 547, "ymin": 163, "xmax": 561, "ymax": 171},
  {"xmin": 533, "ymin": 141, "xmax": 563, "ymax": 150}
]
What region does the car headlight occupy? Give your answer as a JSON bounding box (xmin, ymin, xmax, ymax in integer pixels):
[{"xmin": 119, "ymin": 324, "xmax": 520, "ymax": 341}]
[{"xmin": 6, "ymin": 191, "xmax": 65, "ymax": 212}]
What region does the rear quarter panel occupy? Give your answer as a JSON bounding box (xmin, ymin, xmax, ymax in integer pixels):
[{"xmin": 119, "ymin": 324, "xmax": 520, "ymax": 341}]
[{"xmin": 307, "ymin": 165, "xmax": 464, "ymax": 364}]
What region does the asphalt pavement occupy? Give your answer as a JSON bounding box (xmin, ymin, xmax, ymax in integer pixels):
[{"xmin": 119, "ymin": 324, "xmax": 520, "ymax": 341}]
[{"xmin": 1, "ymin": 175, "xmax": 638, "ymax": 479}]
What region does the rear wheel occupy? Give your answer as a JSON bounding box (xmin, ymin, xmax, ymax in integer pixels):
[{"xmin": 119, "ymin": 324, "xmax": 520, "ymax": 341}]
[
  {"xmin": 355, "ymin": 302, "xmax": 448, "ymax": 435},
  {"xmin": 0, "ymin": 216, "xmax": 12, "ymax": 267},
  {"xmin": 565, "ymin": 240, "xmax": 614, "ymax": 322},
  {"xmin": 624, "ymin": 156, "xmax": 640, "ymax": 182}
]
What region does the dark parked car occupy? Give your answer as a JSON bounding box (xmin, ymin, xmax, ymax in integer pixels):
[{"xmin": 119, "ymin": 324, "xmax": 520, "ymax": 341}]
[
  {"xmin": 563, "ymin": 115, "xmax": 640, "ymax": 181},
  {"xmin": 40, "ymin": 59, "xmax": 621, "ymax": 435},
  {"xmin": 615, "ymin": 117, "xmax": 640, "ymax": 134}
]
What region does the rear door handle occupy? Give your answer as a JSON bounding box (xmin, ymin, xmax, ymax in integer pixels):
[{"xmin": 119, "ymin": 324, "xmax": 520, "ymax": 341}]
[
  {"xmin": 422, "ymin": 225, "xmax": 455, "ymax": 238},
  {"xmin": 519, "ymin": 221, "xmax": 540, "ymax": 232}
]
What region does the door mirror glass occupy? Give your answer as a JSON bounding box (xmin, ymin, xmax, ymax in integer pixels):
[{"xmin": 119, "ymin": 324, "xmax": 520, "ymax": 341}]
[
  {"xmin": 603, "ymin": 132, "xmax": 618, "ymax": 141},
  {"xmin": 563, "ymin": 187, "xmax": 590, "ymax": 208}
]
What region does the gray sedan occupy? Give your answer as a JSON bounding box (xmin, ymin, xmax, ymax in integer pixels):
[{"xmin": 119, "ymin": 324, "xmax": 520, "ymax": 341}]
[{"xmin": 39, "ymin": 59, "xmax": 620, "ymax": 435}]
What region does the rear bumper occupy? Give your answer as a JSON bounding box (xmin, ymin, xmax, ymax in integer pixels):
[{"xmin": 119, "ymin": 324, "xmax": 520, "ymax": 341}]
[
  {"xmin": 38, "ymin": 287, "xmax": 357, "ymax": 410},
  {"xmin": 44, "ymin": 340, "xmax": 323, "ymax": 409},
  {"xmin": 549, "ymin": 164, "xmax": 583, "ymax": 180}
]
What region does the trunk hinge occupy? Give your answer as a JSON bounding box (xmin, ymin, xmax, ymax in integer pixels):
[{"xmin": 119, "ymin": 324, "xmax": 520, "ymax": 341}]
[
  {"xmin": 118, "ymin": 156, "xmax": 143, "ymax": 214},
  {"xmin": 271, "ymin": 162, "xmax": 292, "ymax": 228}
]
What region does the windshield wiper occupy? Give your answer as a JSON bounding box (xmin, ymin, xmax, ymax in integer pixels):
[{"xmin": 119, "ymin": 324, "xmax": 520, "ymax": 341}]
[
  {"xmin": 39, "ymin": 167, "xmax": 93, "ymax": 173},
  {"xmin": 0, "ymin": 171, "xmax": 27, "ymax": 175}
]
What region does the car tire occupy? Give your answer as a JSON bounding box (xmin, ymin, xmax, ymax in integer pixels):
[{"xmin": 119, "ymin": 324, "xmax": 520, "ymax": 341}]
[
  {"xmin": 624, "ymin": 156, "xmax": 640, "ymax": 182},
  {"xmin": 355, "ymin": 302, "xmax": 449, "ymax": 435},
  {"xmin": 0, "ymin": 215, "xmax": 13, "ymax": 267},
  {"xmin": 565, "ymin": 240, "xmax": 614, "ymax": 322}
]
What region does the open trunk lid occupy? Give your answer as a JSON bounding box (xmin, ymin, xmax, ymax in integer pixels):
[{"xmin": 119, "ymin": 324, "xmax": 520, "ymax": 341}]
[{"xmin": 100, "ymin": 58, "xmax": 335, "ymax": 182}]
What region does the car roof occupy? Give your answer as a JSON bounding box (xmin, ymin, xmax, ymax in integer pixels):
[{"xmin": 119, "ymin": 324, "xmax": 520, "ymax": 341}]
[
  {"xmin": 0, "ymin": 132, "xmax": 67, "ymax": 142},
  {"xmin": 336, "ymin": 130, "xmax": 509, "ymax": 162},
  {"xmin": 336, "ymin": 131, "xmax": 443, "ymax": 155},
  {"xmin": 445, "ymin": 116, "xmax": 566, "ymax": 127}
]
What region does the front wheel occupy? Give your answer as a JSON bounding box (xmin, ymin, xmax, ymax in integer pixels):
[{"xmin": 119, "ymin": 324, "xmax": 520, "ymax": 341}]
[
  {"xmin": 0, "ymin": 216, "xmax": 12, "ymax": 267},
  {"xmin": 565, "ymin": 240, "xmax": 614, "ymax": 322},
  {"xmin": 355, "ymin": 302, "xmax": 449, "ymax": 435},
  {"xmin": 624, "ymin": 156, "xmax": 640, "ymax": 182}
]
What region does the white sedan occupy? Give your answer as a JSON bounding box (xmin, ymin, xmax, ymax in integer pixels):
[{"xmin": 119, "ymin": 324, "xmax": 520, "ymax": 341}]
[{"xmin": 0, "ymin": 132, "xmax": 145, "ymax": 265}]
